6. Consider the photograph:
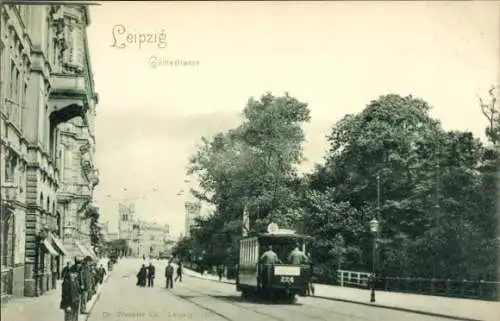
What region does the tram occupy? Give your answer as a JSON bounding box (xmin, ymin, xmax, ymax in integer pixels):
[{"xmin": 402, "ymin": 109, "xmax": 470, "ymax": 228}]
[{"xmin": 236, "ymin": 223, "xmax": 312, "ymax": 303}]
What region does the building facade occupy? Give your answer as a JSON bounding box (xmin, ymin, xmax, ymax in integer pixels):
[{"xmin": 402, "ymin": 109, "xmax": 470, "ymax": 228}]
[
  {"xmin": 184, "ymin": 201, "xmax": 201, "ymax": 237},
  {"xmin": 117, "ymin": 202, "xmax": 173, "ymax": 257},
  {"xmin": 131, "ymin": 221, "xmax": 171, "ymax": 258},
  {"xmin": 0, "ymin": 4, "xmax": 98, "ymax": 298}
]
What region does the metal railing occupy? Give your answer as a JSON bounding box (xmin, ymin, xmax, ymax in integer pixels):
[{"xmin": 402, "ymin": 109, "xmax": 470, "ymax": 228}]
[
  {"xmin": 377, "ymin": 276, "xmax": 500, "ymax": 301},
  {"xmin": 335, "ymin": 269, "xmax": 499, "ymax": 301},
  {"xmin": 337, "ymin": 269, "xmax": 371, "ymax": 288}
]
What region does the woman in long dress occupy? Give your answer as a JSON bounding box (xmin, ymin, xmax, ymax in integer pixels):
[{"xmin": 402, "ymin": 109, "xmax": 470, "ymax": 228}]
[{"xmin": 137, "ymin": 264, "xmax": 147, "ymax": 287}]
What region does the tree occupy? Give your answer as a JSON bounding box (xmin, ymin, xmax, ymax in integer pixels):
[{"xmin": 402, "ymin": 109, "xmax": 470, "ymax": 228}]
[
  {"xmin": 186, "ymin": 93, "xmax": 311, "ymax": 266},
  {"xmin": 478, "ymin": 86, "xmax": 500, "ymax": 145},
  {"xmin": 306, "ymin": 94, "xmax": 496, "ymax": 280}
]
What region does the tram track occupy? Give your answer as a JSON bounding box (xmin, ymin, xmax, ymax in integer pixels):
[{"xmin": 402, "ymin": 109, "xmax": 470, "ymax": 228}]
[
  {"xmin": 173, "ymin": 282, "xmax": 332, "ymax": 321},
  {"xmin": 168, "ymin": 285, "xmax": 288, "ymax": 321}
]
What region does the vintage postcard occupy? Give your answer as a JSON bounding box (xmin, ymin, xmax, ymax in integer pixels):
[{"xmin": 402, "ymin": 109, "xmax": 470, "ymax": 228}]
[{"xmin": 0, "ymin": 1, "xmax": 499, "ymax": 321}]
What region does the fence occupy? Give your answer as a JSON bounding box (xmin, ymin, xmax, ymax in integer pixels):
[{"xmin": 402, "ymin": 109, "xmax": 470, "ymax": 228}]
[
  {"xmin": 377, "ymin": 276, "xmax": 500, "ymax": 301},
  {"xmin": 337, "ymin": 269, "xmax": 371, "ymax": 288},
  {"xmin": 335, "ymin": 269, "xmax": 500, "ymax": 301}
]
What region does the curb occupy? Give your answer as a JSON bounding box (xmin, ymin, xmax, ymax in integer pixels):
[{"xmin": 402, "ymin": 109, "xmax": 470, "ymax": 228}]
[
  {"xmin": 184, "ymin": 270, "xmax": 234, "ymax": 285},
  {"xmin": 82, "ymin": 271, "xmax": 112, "ymax": 321},
  {"xmin": 312, "ymin": 295, "xmax": 481, "ymax": 321},
  {"xmin": 184, "ymin": 269, "xmax": 481, "ymax": 321}
]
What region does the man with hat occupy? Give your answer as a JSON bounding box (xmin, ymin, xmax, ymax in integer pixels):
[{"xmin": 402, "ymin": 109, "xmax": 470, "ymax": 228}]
[
  {"xmin": 78, "ymin": 256, "xmax": 93, "ymax": 314},
  {"xmin": 61, "ymin": 259, "xmax": 82, "ymax": 321}
]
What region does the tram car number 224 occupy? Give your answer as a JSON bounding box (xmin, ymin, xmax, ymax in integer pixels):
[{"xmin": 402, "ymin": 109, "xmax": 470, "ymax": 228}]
[{"xmin": 280, "ymin": 276, "xmax": 294, "ymax": 283}]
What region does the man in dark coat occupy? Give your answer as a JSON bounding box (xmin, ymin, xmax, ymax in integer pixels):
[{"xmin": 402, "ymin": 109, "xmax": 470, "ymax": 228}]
[
  {"xmin": 165, "ymin": 262, "xmax": 174, "ymax": 289},
  {"xmin": 306, "ymin": 252, "xmax": 315, "ymax": 296},
  {"xmin": 174, "ymin": 261, "xmax": 183, "ymax": 282},
  {"xmin": 61, "ymin": 261, "xmax": 71, "ymax": 280},
  {"xmin": 60, "ymin": 265, "xmax": 80, "ymax": 321},
  {"xmin": 97, "ymin": 264, "xmax": 106, "ymax": 284},
  {"xmin": 79, "ymin": 257, "xmax": 93, "ymax": 314},
  {"xmin": 147, "ymin": 263, "xmax": 155, "ymax": 287},
  {"xmin": 217, "ymin": 265, "xmax": 224, "ymax": 282}
]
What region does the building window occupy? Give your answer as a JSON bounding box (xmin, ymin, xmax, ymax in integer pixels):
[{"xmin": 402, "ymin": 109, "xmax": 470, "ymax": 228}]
[
  {"xmin": 21, "ymin": 83, "xmax": 27, "ymax": 124},
  {"xmin": 5, "ymin": 153, "xmax": 16, "ymax": 182},
  {"xmin": 58, "ymin": 148, "xmax": 65, "ymax": 180},
  {"xmin": 46, "ymin": 17, "xmax": 51, "ymax": 59},
  {"xmin": 1, "ymin": 216, "xmax": 12, "ymax": 268},
  {"xmin": 0, "ymin": 42, "xmax": 4, "ymax": 107},
  {"xmin": 9, "ymin": 61, "xmax": 15, "ymax": 100}
]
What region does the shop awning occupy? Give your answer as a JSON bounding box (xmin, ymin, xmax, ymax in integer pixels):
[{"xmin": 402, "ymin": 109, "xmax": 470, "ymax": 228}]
[
  {"xmin": 42, "ymin": 239, "xmax": 59, "ymax": 256},
  {"xmin": 76, "ymin": 241, "xmax": 98, "ymax": 260},
  {"xmin": 76, "ymin": 241, "xmax": 92, "ymax": 258},
  {"xmin": 50, "ymin": 233, "xmax": 68, "ymax": 256}
]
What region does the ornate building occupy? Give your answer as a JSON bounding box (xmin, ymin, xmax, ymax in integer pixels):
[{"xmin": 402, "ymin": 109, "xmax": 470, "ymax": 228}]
[
  {"xmin": 117, "ymin": 202, "xmax": 173, "ymax": 257},
  {"xmin": 0, "ymin": 4, "xmax": 98, "ymax": 298}
]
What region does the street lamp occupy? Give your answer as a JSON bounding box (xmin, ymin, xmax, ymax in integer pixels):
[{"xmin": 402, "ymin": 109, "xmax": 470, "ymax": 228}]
[{"xmin": 369, "ymin": 218, "xmax": 379, "ymax": 303}]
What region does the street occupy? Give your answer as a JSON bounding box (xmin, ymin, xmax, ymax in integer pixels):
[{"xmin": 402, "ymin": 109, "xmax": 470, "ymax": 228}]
[{"xmin": 88, "ymin": 259, "xmax": 458, "ymax": 321}]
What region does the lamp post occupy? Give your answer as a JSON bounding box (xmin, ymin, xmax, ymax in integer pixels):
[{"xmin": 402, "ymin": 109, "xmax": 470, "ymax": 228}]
[{"xmin": 369, "ymin": 218, "xmax": 379, "ymax": 302}]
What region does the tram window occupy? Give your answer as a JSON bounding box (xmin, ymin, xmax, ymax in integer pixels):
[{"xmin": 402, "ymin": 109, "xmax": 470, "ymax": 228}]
[
  {"xmin": 255, "ymin": 242, "xmax": 258, "ymax": 263},
  {"xmin": 245, "ymin": 241, "xmax": 248, "ymax": 264},
  {"xmin": 251, "ymin": 239, "xmax": 255, "ymax": 263}
]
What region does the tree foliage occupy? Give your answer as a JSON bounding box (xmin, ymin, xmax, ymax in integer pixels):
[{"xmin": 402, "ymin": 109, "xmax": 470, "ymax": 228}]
[
  {"xmin": 178, "ymin": 91, "xmax": 499, "ymax": 284},
  {"xmin": 184, "ymin": 93, "xmax": 311, "ymax": 266}
]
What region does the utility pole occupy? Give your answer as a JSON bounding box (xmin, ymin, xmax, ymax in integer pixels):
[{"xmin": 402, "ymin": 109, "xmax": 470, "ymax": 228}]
[{"xmin": 433, "ymin": 162, "xmax": 440, "ymax": 279}]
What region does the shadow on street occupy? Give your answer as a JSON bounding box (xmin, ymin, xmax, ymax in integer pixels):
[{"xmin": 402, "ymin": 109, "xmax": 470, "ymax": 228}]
[{"xmin": 209, "ymin": 294, "xmax": 304, "ymax": 306}]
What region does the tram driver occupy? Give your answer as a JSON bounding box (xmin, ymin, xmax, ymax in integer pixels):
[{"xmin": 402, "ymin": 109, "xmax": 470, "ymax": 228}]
[
  {"xmin": 259, "ymin": 245, "xmax": 282, "ymax": 289},
  {"xmin": 287, "ymin": 243, "xmax": 308, "ymax": 265}
]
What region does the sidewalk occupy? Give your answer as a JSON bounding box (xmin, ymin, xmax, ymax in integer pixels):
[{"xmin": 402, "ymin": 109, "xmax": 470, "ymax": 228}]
[
  {"xmin": 1, "ymin": 258, "xmax": 111, "ymax": 321},
  {"xmin": 182, "ymin": 267, "xmax": 500, "ymax": 321}
]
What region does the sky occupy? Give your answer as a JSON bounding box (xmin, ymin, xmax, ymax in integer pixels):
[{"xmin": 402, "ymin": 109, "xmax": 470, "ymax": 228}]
[{"xmin": 87, "ymin": 1, "xmax": 500, "ymax": 237}]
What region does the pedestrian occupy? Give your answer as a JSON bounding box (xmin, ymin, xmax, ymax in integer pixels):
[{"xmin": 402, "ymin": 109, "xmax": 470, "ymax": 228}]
[
  {"xmin": 97, "ymin": 264, "xmax": 106, "ymax": 284},
  {"xmin": 61, "ymin": 260, "xmax": 71, "ymax": 280},
  {"xmin": 68, "ymin": 258, "xmax": 83, "ymax": 315},
  {"xmin": 165, "ymin": 262, "xmax": 174, "ymax": 289},
  {"xmin": 60, "ymin": 265, "xmax": 80, "ymax": 321},
  {"xmin": 79, "ymin": 256, "xmax": 93, "ymax": 314},
  {"xmin": 217, "ymin": 265, "xmax": 224, "ymax": 282},
  {"xmin": 137, "ymin": 264, "xmax": 147, "ymax": 287},
  {"xmin": 174, "ymin": 261, "xmax": 183, "ymax": 282},
  {"xmin": 306, "ymin": 252, "xmax": 315, "ymax": 296},
  {"xmin": 147, "ymin": 262, "xmax": 155, "ymax": 287},
  {"xmin": 107, "ymin": 260, "xmax": 113, "ymax": 272}
]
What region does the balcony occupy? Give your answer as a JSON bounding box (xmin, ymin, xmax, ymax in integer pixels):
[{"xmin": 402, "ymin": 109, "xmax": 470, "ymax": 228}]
[
  {"xmin": 49, "ymin": 74, "xmax": 89, "ymax": 127},
  {"xmin": 57, "ymin": 183, "xmax": 92, "ymax": 201}
]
